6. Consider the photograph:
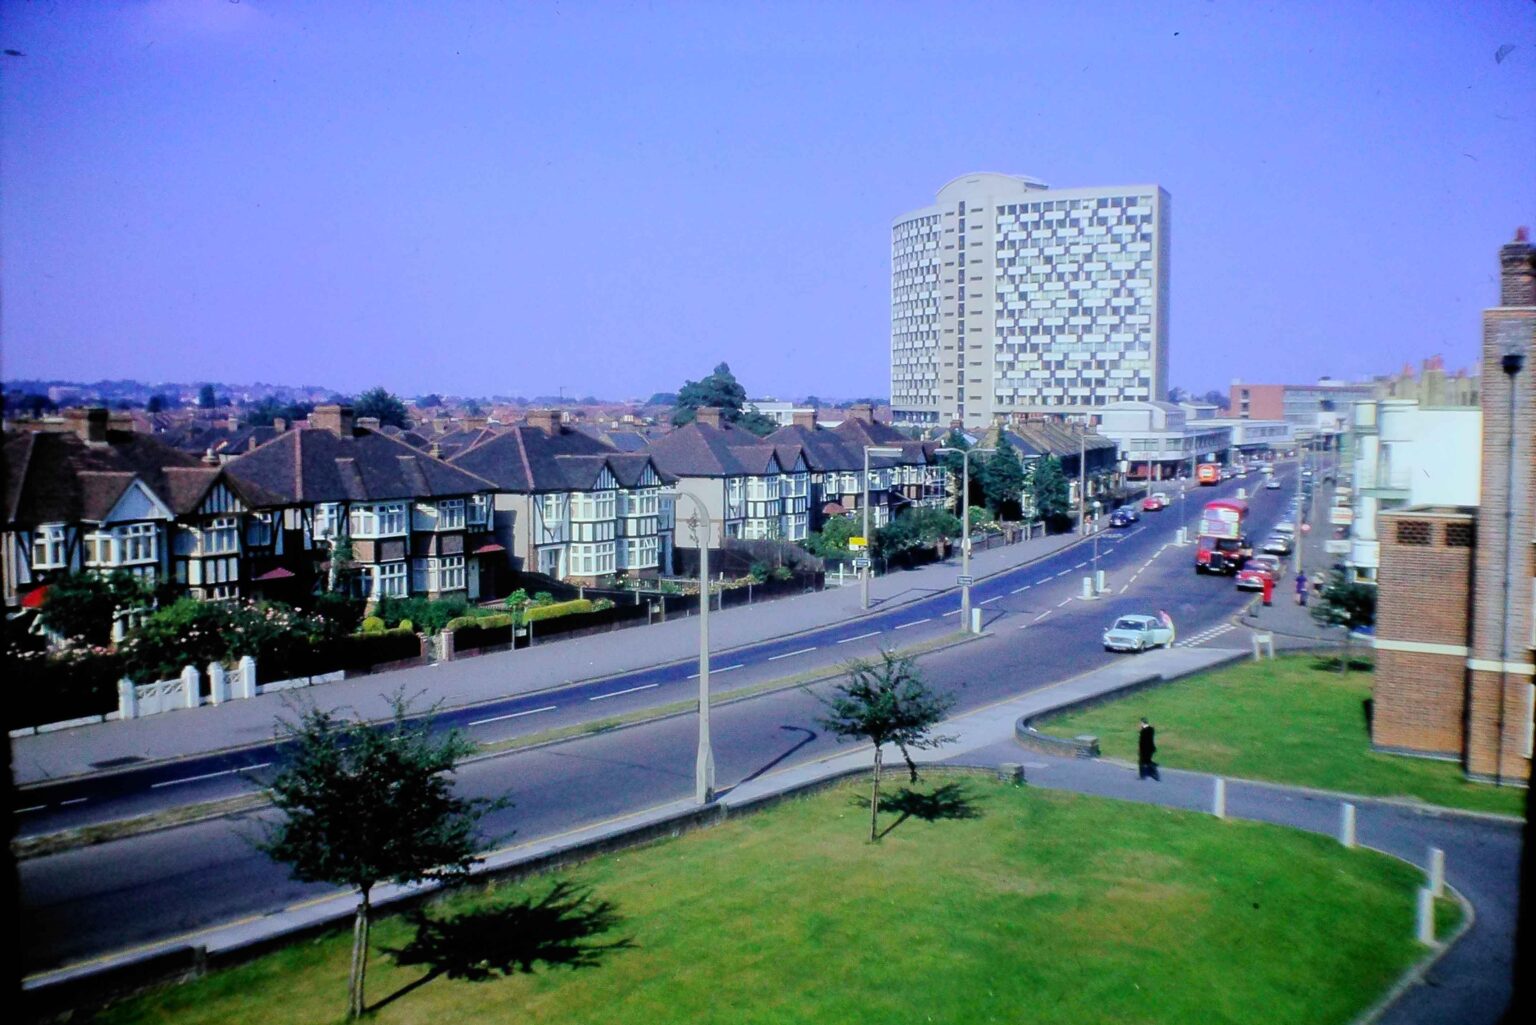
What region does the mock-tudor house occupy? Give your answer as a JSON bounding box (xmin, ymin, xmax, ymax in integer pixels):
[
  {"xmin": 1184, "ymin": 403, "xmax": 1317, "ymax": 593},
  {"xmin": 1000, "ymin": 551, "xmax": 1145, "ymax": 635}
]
[
  {"xmin": 223, "ymin": 405, "xmax": 499, "ymax": 602},
  {"xmin": 645, "ymin": 409, "xmax": 811, "ymax": 556},
  {"xmin": 1, "ymin": 409, "xmax": 282, "ymax": 608},
  {"xmin": 448, "ymin": 410, "xmax": 671, "ymax": 587}
]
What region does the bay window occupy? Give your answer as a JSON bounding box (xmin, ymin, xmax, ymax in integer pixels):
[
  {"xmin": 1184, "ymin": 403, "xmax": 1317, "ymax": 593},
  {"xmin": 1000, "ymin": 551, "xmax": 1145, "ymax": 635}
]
[{"xmin": 31, "ymin": 524, "xmax": 67, "ymax": 569}]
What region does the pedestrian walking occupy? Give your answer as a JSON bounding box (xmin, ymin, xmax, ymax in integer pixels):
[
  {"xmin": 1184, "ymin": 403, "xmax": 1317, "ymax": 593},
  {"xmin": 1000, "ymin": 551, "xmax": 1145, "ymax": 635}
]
[
  {"xmin": 1295, "ymin": 570, "xmax": 1308, "ymax": 606},
  {"xmin": 1138, "ymin": 718, "xmax": 1159, "ymax": 781}
]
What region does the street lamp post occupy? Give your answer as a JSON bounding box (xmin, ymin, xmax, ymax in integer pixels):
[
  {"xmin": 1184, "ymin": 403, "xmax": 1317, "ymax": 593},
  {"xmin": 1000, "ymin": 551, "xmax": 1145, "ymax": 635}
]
[
  {"xmin": 662, "ymin": 490, "xmax": 714, "ymax": 804},
  {"xmin": 937, "ymin": 446, "xmax": 994, "ymax": 628},
  {"xmin": 860, "ymin": 446, "xmax": 903, "ymax": 610}
]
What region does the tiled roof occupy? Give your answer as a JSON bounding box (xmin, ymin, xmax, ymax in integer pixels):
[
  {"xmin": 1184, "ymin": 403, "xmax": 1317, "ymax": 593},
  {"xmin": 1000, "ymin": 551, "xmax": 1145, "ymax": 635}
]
[
  {"xmin": 225, "ymin": 428, "xmax": 495, "ymax": 505},
  {"xmin": 449, "ymin": 425, "xmax": 670, "ymax": 492},
  {"xmin": 645, "ymin": 421, "xmax": 786, "ymax": 478},
  {"xmin": 2, "ymin": 429, "xmax": 206, "ymax": 526}
]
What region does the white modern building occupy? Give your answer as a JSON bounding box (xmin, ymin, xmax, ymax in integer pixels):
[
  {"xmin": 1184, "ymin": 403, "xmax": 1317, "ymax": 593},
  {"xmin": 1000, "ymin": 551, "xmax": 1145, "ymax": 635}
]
[
  {"xmin": 1095, "ymin": 401, "xmax": 1232, "ymax": 482},
  {"xmin": 892, "ymin": 172, "xmax": 1170, "ymax": 427},
  {"xmin": 1346, "ymin": 398, "xmax": 1481, "ymax": 583}
]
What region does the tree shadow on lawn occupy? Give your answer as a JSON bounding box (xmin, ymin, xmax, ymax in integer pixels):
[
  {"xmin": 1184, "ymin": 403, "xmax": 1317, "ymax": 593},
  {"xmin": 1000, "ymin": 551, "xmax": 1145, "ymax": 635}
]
[
  {"xmin": 1309, "ymin": 654, "xmax": 1374, "ymax": 674},
  {"xmin": 375, "ymin": 881, "xmax": 635, "ymax": 1011},
  {"xmin": 870, "ymin": 781, "xmax": 982, "ymax": 840}
]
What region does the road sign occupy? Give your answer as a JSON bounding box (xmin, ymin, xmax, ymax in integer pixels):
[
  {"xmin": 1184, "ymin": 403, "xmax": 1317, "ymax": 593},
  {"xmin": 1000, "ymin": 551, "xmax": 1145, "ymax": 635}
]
[
  {"xmin": 1329, "ymin": 506, "xmax": 1354, "ymax": 526},
  {"xmin": 957, "ymin": 575, "xmax": 974, "ymax": 586},
  {"xmin": 852, "ymin": 558, "xmax": 871, "ymax": 569},
  {"xmin": 1325, "ymin": 540, "xmax": 1350, "ymax": 554},
  {"xmin": 849, "ymin": 536, "xmax": 868, "ymax": 550}
]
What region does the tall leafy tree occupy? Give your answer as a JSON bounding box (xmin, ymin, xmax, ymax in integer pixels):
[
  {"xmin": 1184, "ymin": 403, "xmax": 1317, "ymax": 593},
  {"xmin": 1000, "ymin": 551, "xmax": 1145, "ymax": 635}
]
[
  {"xmin": 145, "ymin": 393, "xmax": 173, "ymax": 413},
  {"xmin": 671, "ymin": 362, "xmax": 749, "ymax": 426},
  {"xmin": 1027, "ymin": 454, "xmax": 1072, "ymax": 531},
  {"xmin": 1310, "ymin": 569, "xmax": 1377, "ymax": 672},
  {"xmin": 352, "ymin": 386, "xmax": 411, "ymax": 429},
  {"xmin": 38, "ymin": 571, "xmax": 149, "ymax": 646},
  {"xmin": 938, "ymin": 430, "xmax": 985, "ymax": 513},
  {"xmin": 261, "ymin": 699, "xmax": 500, "ymax": 1019},
  {"xmin": 197, "ymin": 384, "xmax": 218, "ymax": 409},
  {"xmin": 816, "ymin": 650, "xmax": 955, "ymax": 843},
  {"xmin": 981, "ymin": 438, "xmax": 1026, "ymax": 521}
]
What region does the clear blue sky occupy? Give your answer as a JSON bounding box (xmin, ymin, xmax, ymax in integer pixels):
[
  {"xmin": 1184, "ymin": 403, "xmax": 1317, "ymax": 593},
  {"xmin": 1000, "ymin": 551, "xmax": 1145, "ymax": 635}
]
[{"xmin": 2, "ymin": 0, "xmax": 1532, "ymax": 401}]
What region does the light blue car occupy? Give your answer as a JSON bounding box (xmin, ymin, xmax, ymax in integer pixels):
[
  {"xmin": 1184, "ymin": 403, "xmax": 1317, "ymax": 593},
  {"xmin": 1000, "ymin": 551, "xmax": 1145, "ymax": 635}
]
[{"xmin": 1102, "ymin": 614, "xmax": 1175, "ymax": 653}]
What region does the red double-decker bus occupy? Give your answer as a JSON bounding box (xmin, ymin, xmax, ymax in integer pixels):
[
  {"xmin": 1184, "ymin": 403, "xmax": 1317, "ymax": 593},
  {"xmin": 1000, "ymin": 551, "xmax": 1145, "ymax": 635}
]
[
  {"xmin": 1195, "ymin": 497, "xmax": 1250, "ymax": 574},
  {"xmin": 1196, "ymin": 463, "xmax": 1221, "ymax": 485}
]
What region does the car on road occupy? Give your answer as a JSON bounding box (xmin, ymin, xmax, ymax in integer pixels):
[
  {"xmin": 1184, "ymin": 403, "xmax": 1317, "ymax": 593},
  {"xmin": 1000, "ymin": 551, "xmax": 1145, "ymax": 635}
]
[
  {"xmin": 1141, "ymin": 493, "xmax": 1168, "ymax": 512},
  {"xmin": 1102, "ymin": 614, "xmax": 1175, "ymax": 653},
  {"xmin": 1262, "ymin": 534, "xmax": 1293, "ymax": 555},
  {"xmin": 1236, "ymin": 555, "xmax": 1282, "ymax": 591},
  {"xmin": 1109, "ymin": 508, "xmax": 1140, "ymax": 528},
  {"xmin": 1265, "ymin": 478, "xmax": 1281, "ymax": 490},
  {"xmin": 1273, "ymin": 521, "xmax": 1296, "ymax": 537}
]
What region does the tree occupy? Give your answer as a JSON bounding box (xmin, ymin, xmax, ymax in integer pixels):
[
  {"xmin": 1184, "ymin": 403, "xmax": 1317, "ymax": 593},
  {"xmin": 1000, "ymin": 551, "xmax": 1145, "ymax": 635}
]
[
  {"xmin": 1201, "ymin": 389, "xmax": 1231, "ymax": 411},
  {"xmin": 802, "ymin": 516, "xmax": 858, "ymax": 559},
  {"xmin": 416, "ymin": 393, "xmax": 443, "ymax": 409},
  {"xmin": 1026, "ymin": 455, "xmax": 1072, "ymax": 531},
  {"xmin": 197, "ymin": 384, "xmax": 217, "ymax": 409},
  {"xmin": 242, "ymin": 396, "xmax": 314, "ymax": 427},
  {"xmin": 38, "ymin": 571, "xmax": 149, "ymax": 646},
  {"xmin": 872, "ymin": 507, "xmax": 960, "ymax": 563},
  {"xmin": 645, "ymin": 391, "xmax": 678, "ymax": 407},
  {"xmin": 145, "ymin": 393, "xmax": 173, "ymax": 413},
  {"xmin": 352, "ymin": 386, "xmax": 411, "ymax": 429},
  {"xmin": 937, "ymin": 430, "xmax": 984, "ymax": 513},
  {"xmin": 980, "ymin": 438, "xmax": 1026, "ymax": 521},
  {"xmin": 736, "ymin": 409, "xmax": 778, "ymax": 436},
  {"xmin": 1310, "ymin": 569, "xmax": 1377, "ymax": 672},
  {"xmin": 815, "ymin": 650, "xmax": 955, "ymax": 842},
  {"xmin": 261, "ymin": 699, "xmax": 499, "ymax": 1019},
  {"xmin": 671, "ymin": 363, "xmax": 748, "ymax": 426},
  {"xmin": 1167, "ymin": 386, "xmax": 1189, "ymax": 403}
]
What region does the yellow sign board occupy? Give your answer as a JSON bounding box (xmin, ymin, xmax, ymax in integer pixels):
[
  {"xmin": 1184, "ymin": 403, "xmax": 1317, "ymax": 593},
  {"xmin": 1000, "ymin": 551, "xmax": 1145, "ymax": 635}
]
[{"xmin": 849, "ymin": 537, "xmax": 868, "ymax": 550}]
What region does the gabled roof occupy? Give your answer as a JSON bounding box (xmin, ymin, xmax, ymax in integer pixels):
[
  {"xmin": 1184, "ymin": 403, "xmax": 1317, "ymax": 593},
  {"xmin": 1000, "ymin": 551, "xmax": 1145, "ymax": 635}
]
[
  {"xmin": 645, "ymin": 421, "xmax": 786, "ymax": 478},
  {"xmin": 156, "ymin": 422, "xmax": 279, "ymax": 459},
  {"xmin": 225, "ymin": 428, "xmax": 495, "ymax": 505},
  {"xmin": 3, "ymin": 429, "xmax": 208, "ymax": 527},
  {"xmin": 449, "ymin": 425, "xmax": 672, "ymax": 493}
]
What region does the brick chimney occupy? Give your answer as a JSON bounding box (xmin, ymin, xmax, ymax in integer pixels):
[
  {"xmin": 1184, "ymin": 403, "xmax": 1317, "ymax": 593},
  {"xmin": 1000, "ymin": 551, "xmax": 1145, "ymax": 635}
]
[
  {"xmin": 355, "ymin": 416, "xmax": 382, "ymax": 432},
  {"xmin": 463, "ymin": 415, "xmax": 490, "ymax": 432},
  {"xmin": 1500, "ymin": 227, "xmax": 1535, "ymax": 307},
  {"xmin": 202, "ymin": 447, "xmax": 220, "ymax": 466},
  {"xmin": 526, "ymin": 409, "xmax": 561, "ymax": 435},
  {"xmin": 309, "ymin": 404, "xmax": 355, "ymax": 437},
  {"xmin": 68, "ymin": 407, "xmax": 110, "ymax": 445},
  {"xmin": 273, "ymin": 417, "xmax": 288, "ymax": 432},
  {"xmin": 848, "ymin": 403, "xmax": 874, "ymax": 424},
  {"xmin": 792, "ymin": 408, "xmax": 818, "ymax": 430},
  {"xmin": 695, "ymin": 406, "xmax": 725, "ymax": 429},
  {"xmin": 429, "ymin": 441, "xmax": 444, "ymax": 458}
]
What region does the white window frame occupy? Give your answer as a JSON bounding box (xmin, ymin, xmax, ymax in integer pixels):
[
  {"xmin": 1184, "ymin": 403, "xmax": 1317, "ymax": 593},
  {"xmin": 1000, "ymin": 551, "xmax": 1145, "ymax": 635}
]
[
  {"xmin": 375, "ymin": 561, "xmax": 408, "ymax": 597},
  {"xmin": 32, "ymin": 523, "xmax": 67, "ymax": 569},
  {"xmin": 437, "ymin": 498, "xmax": 466, "ymax": 531},
  {"xmin": 203, "ymin": 516, "xmax": 239, "ymax": 555}
]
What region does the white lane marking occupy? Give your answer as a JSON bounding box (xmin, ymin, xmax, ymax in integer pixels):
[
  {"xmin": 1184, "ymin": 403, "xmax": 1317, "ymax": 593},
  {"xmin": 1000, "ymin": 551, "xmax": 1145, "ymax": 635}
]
[
  {"xmin": 151, "ymin": 763, "xmax": 272, "ymax": 790},
  {"xmin": 590, "ymin": 683, "xmax": 659, "ymax": 701},
  {"xmin": 980, "ymin": 596, "xmax": 1001, "ymax": 605},
  {"xmin": 1056, "ymin": 598, "xmax": 1073, "ymax": 608},
  {"xmin": 60, "ymin": 797, "xmax": 89, "ymax": 806},
  {"xmin": 1054, "ymin": 569, "xmax": 1071, "ymax": 578},
  {"xmin": 1034, "ymin": 578, "xmax": 1051, "ymax": 585},
  {"xmin": 470, "ymin": 705, "xmax": 557, "ymax": 726},
  {"xmin": 688, "ymin": 664, "xmax": 743, "ymax": 679},
  {"xmin": 894, "ymin": 618, "xmax": 931, "ymax": 630},
  {"xmin": 17, "ymin": 804, "xmax": 46, "ymax": 814},
  {"xmin": 768, "ymin": 646, "xmax": 817, "ymax": 661},
  {"xmin": 1034, "ymin": 610, "xmax": 1053, "ymax": 622},
  {"xmin": 942, "ymin": 609, "xmax": 961, "ymax": 617},
  {"xmin": 837, "ymin": 631, "xmax": 882, "ymax": 644},
  {"xmin": 1120, "ymin": 584, "xmax": 1130, "ymax": 594},
  {"xmin": 1012, "ymin": 585, "xmax": 1031, "ymax": 593},
  {"xmin": 1074, "ymin": 562, "xmax": 1088, "ymax": 569}
]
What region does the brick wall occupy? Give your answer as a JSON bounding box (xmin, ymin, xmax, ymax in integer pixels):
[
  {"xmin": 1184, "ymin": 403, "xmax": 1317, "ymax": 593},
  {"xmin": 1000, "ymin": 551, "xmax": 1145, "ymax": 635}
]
[{"xmin": 1373, "ymin": 510, "xmax": 1474, "ymax": 756}]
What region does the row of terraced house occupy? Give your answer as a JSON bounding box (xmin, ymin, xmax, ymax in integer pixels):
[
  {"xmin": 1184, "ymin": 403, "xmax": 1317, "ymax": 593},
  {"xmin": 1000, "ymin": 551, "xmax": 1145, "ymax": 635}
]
[{"xmin": 2, "ymin": 403, "xmax": 954, "ymax": 609}]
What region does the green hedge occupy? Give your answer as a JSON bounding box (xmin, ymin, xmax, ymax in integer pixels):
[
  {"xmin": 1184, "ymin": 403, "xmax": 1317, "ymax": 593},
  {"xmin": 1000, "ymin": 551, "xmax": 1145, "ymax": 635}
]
[
  {"xmin": 445, "ymin": 612, "xmax": 515, "ymax": 632},
  {"xmin": 452, "ymin": 620, "xmax": 515, "ymax": 652},
  {"xmin": 523, "ymin": 598, "xmax": 593, "ymax": 623}
]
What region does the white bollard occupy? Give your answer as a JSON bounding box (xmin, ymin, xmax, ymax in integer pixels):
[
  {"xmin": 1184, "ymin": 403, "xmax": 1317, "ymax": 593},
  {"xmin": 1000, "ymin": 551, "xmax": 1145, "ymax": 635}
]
[
  {"xmin": 1213, "ymin": 777, "xmax": 1227, "ymax": 819},
  {"xmin": 237, "ymin": 655, "xmax": 258, "ymax": 700},
  {"xmin": 1428, "ymin": 847, "xmax": 1445, "ymax": 897},
  {"xmin": 970, "ymin": 607, "xmax": 983, "ymax": 635},
  {"xmin": 1094, "ymin": 570, "xmax": 1107, "ymax": 594},
  {"xmin": 1339, "ymin": 803, "xmax": 1357, "ymax": 848},
  {"xmin": 118, "ymin": 676, "xmax": 139, "ymax": 720},
  {"xmin": 1175, "ymin": 527, "xmax": 1187, "ymax": 546},
  {"xmin": 1416, "ymin": 887, "xmax": 1436, "ymax": 944},
  {"xmin": 1081, "ymin": 576, "xmax": 1094, "ymax": 599},
  {"xmin": 207, "ymin": 662, "xmax": 228, "ymax": 705},
  {"xmin": 180, "ymin": 666, "xmax": 202, "ymax": 709}
]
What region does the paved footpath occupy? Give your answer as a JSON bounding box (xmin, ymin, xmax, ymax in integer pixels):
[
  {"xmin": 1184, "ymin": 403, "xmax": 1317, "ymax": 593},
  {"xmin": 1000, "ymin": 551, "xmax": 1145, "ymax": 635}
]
[
  {"xmin": 15, "ymin": 525, "xmax": 1093, "ymax": 785},
  {"xmin": 38, "ymin": 643, "xmax": 1518, "ymax": 1025}
]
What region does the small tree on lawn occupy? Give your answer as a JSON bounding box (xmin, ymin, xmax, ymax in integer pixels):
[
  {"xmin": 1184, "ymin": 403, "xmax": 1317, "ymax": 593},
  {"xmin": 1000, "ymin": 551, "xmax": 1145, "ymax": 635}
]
[
  {"xmin": 981, "ymin": 437, "xmax": 1026, "ymax": 521},
  {"xmin": 816, "ymin": 650, "xmax": 955, "ymax": 843},
  {"xmin": 1310, "ymin": 569, "xmax": 1377, "ymax": 673},
  {"xmin": 1027, "ymin": 455, "xmax": 1072, "ymax": 532},
  {"xmin": 260, "ymin": 699, "xmax": 499, "ymax": 1019}
]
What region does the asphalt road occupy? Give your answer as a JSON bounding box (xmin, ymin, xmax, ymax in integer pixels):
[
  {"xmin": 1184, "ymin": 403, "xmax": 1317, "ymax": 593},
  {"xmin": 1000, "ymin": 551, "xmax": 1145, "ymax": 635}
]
[{"xmin": 18, "ymin": 469, "xmax": 1300, "ymax": 976}]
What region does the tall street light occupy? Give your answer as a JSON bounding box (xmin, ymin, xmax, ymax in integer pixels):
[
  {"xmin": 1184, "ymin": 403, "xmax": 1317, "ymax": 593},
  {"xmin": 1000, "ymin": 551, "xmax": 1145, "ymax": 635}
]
[
  {"xmin": 860, "ymin": 446, "xmax": 904, "ymax": 610},
  {"xmin": 662, "ymin": 489, "xmax": 714, "ymax": 804},
  {"xmin": 937, "ymin": 446, "xmax": 994, "ymax": 628}
]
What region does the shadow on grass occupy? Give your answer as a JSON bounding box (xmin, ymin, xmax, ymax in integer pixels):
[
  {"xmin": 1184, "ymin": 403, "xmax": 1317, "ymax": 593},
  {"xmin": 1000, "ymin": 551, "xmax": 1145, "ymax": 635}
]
[
  {"xmin": 871, "ymin": 781, "xmax": 982, "ymax": 840},
  {"xmin": 376, "ymin": 881, "xmax": 634, "ymax": 1010},
  {"xmin": 1309, "ymin": 654, "xmax": 1374, "ymax": 674}
]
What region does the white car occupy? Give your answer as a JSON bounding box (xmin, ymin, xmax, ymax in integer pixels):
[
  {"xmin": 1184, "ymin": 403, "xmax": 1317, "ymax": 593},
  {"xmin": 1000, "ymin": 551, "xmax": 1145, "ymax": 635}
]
[
  {"xmin": 1102, "ymin": 614, "xmax": 1175, "ymax": 653},
  {"xmin": 1273, "ymin": 521, "xmax": 1296, "ymax": 537}
]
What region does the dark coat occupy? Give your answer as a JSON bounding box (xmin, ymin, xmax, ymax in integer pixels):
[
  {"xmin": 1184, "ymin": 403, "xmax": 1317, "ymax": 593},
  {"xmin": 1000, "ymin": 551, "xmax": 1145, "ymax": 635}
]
[{"xmin": 1138, "ymin": 724, "xmax": 1157, "ymax": 762}]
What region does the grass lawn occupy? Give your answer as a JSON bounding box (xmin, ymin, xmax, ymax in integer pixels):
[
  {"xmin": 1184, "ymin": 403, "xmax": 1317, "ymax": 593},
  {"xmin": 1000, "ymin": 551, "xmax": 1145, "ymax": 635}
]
[
  {"xmin": 100, "ymin": 774, "xmax": 1446, "ymax": 1025},
  {"xmin": 1042, "ymin": 654, "xmax": 1526, "ymax": 817}
]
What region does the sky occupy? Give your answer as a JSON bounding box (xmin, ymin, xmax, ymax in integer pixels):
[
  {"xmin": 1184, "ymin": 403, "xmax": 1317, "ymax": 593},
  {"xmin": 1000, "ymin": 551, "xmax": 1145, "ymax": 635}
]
[{"xmin": 2, "ymin": 0, "xmax": 1533, "ymax": 402}]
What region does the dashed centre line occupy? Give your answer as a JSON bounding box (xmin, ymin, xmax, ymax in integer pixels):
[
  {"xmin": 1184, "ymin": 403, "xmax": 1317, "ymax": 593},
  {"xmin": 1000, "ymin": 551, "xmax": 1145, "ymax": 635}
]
[
  {"xmin": 1056, "ymin": 598, "xmax": 1073, "ymax": 607},
  {"xmin": 590, "ymin": 683, "xmax": 659, "ymax": 701},
  {"xmin": 470, "ymin": 706, "xmax": 557, "ymax": 727},
  {"xmin": 1033, "ymin": 610, "xmax": 1053, "ymax": 622},
  {"xmin": 1011, "ymin": 585, "xmax": 1031, "ymax": 594},
  {"xmin": 979, "ymin": 596, "xmax": 1001, "ymax": 605},
  {"xmin": 768, "ymin": 646, "xmax": 817, "ymax": 661},
  {"xmin": 837, "ymin": 631, "xmax": 882, "ymax": 644},
  {"xmin": 151, "ymin": 763, "xmax": 272, "ymax": 790},
  {"xmin": 894, "ymin": 618, "xmax": 930, "ymax": 630},
  {"xmin": 688, "ymin": 664, "xmax": 743, "ymax": 679}
]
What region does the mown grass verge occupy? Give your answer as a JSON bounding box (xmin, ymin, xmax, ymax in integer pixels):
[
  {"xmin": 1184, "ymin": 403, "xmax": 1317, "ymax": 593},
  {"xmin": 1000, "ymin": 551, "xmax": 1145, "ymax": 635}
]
[
  {"xmin": 1041, "ymin": 654, "xmax": 1525, "ymax": 817},
  {"xmin": 98, "ymin": 774, "xmax": 1443, "ymax": 1025}
]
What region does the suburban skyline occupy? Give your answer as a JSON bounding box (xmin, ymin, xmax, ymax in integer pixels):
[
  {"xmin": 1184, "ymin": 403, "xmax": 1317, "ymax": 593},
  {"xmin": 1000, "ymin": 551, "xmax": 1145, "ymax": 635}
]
[{"xmin": 2, "ymin": 1, "xmax": 1532, "ymax": 400}]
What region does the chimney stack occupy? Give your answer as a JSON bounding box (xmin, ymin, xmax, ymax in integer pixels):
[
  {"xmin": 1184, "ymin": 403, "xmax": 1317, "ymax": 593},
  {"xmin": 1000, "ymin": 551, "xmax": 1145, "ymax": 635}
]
[
  {"xmin": 355, "ymin": 416, "xmax": 382, "ymax": 432},
  {"xmin": 309, "ymin": 404, "xmax": 356, "ymax": 437},
  {"xmin": 526, "ymin": 409, "xmax": 561, "ymax": 435},
  {"xmin": 695, "ymin": 407, "xmax": 725, "ymax": 429},
  {"xmin": 68, "ymin": 407, "xmax": 110, "ymax": 445},
  {"xmin": 429, "ymin": 441, "xmax": 444, "ymax": 458},
  {"xmin": 273, "ymin": 417, "xmax": 288, "ymax": 432},
  {"xmin": 848, "ymin": 403, "xmax": 874, "ymax": 424},
  {"xmin": 202, "ymin": 447, "xmax": 221, "ymax": 466},
  {"xmin": 792, "ymin": 408, "xmax": 818, "ymax": 430},
  {"xmin": 1499, "ymin": 227, "xmax": 1535, "ymax": 307}
]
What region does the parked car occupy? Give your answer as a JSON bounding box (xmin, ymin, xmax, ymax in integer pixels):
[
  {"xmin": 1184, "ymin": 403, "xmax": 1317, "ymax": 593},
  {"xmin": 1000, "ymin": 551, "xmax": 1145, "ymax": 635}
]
[
  {"xmin": 1236, "ymin": 555, "xmax": 1282, "ymax": 591},
  {"xmin": 1265, "ymin": 478, "xmax": 1281, "ymax": 490},
  {"xmin": 1273, "ymin": 521, "xmax": 1296, "ymax": 537},
  {"xmin": 1262, "ymin": 534, "xmax": 1293, "ymax": 555},
  {"xmin": 1109, "ymin": 508, "xmax": 1140, "ymax": 528},
  {"xmin": 1102, "ymin": 614, "xmax": 1175, "ymax": 653},
  {"xmin": 1141, "ymin": 493, "xmax": 1168, "ymax": 512}
]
